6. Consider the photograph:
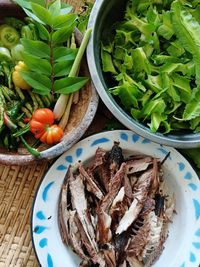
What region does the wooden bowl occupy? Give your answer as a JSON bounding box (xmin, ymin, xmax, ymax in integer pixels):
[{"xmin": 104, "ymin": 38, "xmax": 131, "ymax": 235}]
[{"xmin": 0, "ymin": 1, "xmax": 99, "ymax": 165}]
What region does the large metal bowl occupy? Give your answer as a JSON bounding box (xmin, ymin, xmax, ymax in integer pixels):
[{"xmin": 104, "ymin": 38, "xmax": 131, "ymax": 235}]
[{"xmin": 87, "ymin": 0, "xmax": 200, "ymax": 148}]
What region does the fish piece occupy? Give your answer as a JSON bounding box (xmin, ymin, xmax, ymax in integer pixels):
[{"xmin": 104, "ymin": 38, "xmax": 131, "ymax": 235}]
[
  {"xmin": 68, "ymin": 210, "xmax": 89, "ymax": 261},
  {"xmin": 109, "ymin": 142, "xmax": 124, "ymax": 177},
  {"xmin": 101, "ymin": 162, "xmax": 126, "ymax": 212},
  {"xmin": 97, "ymin": 163, "xmax": 126, "ymax": 244},
  {"xmin": 124, "ymin": 174, "xmax": 133, "ymax": 200},
  {"xmin": 96, "ymin": 163, "xmax": 111, "ymax": 192},
  {"xmin": 126, "ymin": 221, "xmax": 150, "ymax": 258},
  {"xmin": 79, "ymin": 163, "xmax": 104, "ymax": 200},
  {"xmin": 154, "ymin": 193, "xmax": 165, "ymax": 217},
  {"xmin": 141, "ymin": 211, "xmax": 164, "ymax": 262},
  {"xmin": 116, "ymin": 168, "xmax": 153, "ymax": 235},
  {"xmin": 103, "ymin": 247, "xmax": 116, "ymax": 267},
  {"xmin": 91, "ymin": 147, "xmax": 107, "ymax": 170},
  {"xmin": 74, "ymin": 214, "xmax": 106, "ymax": 266},
  {"xmin": 164, "ymin": 193, "xmax": 176, "ymax": 222},
  {"xmin": 144, "ymin": 245, "xmax": 164, "ymax": 267},
  {"xmin": 127, "ymin": 256, "xmax": 144, "ymax": 267},
  {"xmin": 111, "ymin": 187, "xmax": 125, "ymax": 209},
  {"xmin": 69, "ymin": 174, "xmax": 98, "ymax": 254},
  {"xmin": 79, "ymin": 260, "xmax": 90, "ymax": 267},
  {"xmin": 113, "ymin": 230, "xmax": 129, "ymax": 264},
  {"xmin": 126, "ymin": 157, "xmax": 153, "ymax": 174},
  {"xmin": 149, "ymin": 158, "xmax": 161, "ymax": 195},
  {"xmin": 119, "ymin": 260, "xmax": 127, "ymax": 267},
  {"xmin": 96, "ymin": 210, "xmax": 112, "ymax": 244},
  {"xmin": 140, "ymin": 197, "xmax": 155, "ymax": 217},
  {"xmin": 59, "ymin": 167, "xmax": 73, "ymax": 245}
]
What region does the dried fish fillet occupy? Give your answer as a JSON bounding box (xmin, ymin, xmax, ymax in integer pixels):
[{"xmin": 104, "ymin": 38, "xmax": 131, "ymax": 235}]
[{"xmin": 58, "ymin": 142, "xmax": 175, "ymax": 267}]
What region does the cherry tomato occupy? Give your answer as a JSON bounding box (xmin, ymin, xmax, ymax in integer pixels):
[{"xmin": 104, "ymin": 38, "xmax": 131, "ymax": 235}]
[
  {"xmin": 30, "ymin": 108, "xmax": 63, "ymax": 145},
  {"xmin": 40, "ymin": 125, "xmax": 64, "ymax": 145},
  {"xmin": 30, "ymin": 108, "xmax": 54, "ymax": 138}
]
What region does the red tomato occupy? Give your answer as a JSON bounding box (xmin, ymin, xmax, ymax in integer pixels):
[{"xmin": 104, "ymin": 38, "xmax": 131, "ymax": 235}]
[
  {"xmin": 30, "ymin": 108, "xmax": 54, "ymax": 139},
  {"xmin": 40, "ymin": 125, "xmax": 64, "ymax": 145}
]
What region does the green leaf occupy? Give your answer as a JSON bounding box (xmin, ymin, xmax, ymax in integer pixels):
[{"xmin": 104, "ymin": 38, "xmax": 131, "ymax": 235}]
[
  {"xmin": 22, "ymin": 8, "xmax": 44, "ymax": 24},
  {"xmin": 23, "ymin": 52, "xmax": 51, "ymax": 76},
  {"xmin": 54, "ymin": 77, "xmax": 89, "ymax": 94},
  {"xmin": 172, "ymin": 1, "xmax": 200, "ymax": 84},
  {"xmin": 13, "ymin": 0, "xmax": 31, "ymax": 10},
  {"xmin": 60, "ymin": 3, "xmax": 73, "ymax": 15},
  {"xmin": 54, "ymin": 60, "xmax": 74, "ymax": 77},
  {"xmin": 183, "ymin": 87, "xmax": 200, "ymax": 120},
  {"xmin": 101, "ymin": 47, "xmax": 117, "ymax": 74},
  {"xmin": 171, "ymin": 73, "xmax": 191, "ymax": 103},
  {"xmin": 53, "ymin": 47, "xmax": 77, "ymax": 62},
  {"xmin": 49, "ymin": 0, "xmax": 61, "ymax": 17},
  {"xmin": 142, "ymin": 98, "xmax": 166, "ymax": 118},
  {"xmin": 20, "ymin": 71, "xmax": 51, "ymax": 93},
  {"xmin": 148, "ymin": 113, "xmax": 167, "ymax": 133},
  {"xmin": 35, "ymin": 22, "xmax": 50, "ymax": 40},
  {"xmin": 52, "ymin": 23, "xmax": 76, "ymax": 43},
  {"xmin": 157, "ymin": 11, "xmax": 174, "ymax": 40},
  {"xmin": 31, "ymin": 3, "xmax": 52, "ymax": 25},
  {"xmin": 31, "ymin": 0, "xmax": 45, "ymax": 7},
  {"xmin": 109, "ymin": 82, "xmax": 141, "ymax": 109},
  {"xmin": 21, "ymin": 39, "xmax": 50, "ymax": 59},
  {"xmin": 32, "ymin": 88, "xmax": 50, "ymax": 95},
  {"xmin": 52, "ymin": 13, "xmax": 77, "ymax": 29}
]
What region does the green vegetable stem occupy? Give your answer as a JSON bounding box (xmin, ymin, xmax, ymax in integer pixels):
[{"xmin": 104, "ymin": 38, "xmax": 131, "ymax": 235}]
[{"xmin": 53, "ymin": 28, "xmax": 92, "ymax": 123}]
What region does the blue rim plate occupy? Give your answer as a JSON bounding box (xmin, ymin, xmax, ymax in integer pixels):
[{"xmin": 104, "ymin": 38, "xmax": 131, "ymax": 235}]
[{"xmin": 31, "ymin": 130, "xmax": 200, "ymax": 267}]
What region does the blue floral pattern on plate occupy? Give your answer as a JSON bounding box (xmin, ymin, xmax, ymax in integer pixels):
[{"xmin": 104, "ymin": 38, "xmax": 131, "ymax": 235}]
[{"xmin": 32, "ymin": 130, "xmax": 200, "ymax": 267}]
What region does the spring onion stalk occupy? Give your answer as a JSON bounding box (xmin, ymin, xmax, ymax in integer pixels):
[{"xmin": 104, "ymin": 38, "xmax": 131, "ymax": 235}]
[
  {"xmin": 58, "ymin": 34, "xmax": 77, "ymax": 129},
  {"xmin": 58, "ymin": 93, "xmax": 73, "ymax": 129},
  {"xmin": 53, "ymin": 28, "xmax": 92, "ymax": 121}
]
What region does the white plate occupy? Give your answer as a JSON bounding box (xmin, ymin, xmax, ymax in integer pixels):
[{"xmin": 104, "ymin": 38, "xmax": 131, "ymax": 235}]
[{"xmin": 31, "ymin": 130, "xmax": 200, "ymax": 267}]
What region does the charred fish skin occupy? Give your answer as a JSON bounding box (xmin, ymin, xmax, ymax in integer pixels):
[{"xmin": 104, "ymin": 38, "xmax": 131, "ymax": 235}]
[{"xmin": 109, "ymin": 142, "xmax": 124, "ymax": 166}]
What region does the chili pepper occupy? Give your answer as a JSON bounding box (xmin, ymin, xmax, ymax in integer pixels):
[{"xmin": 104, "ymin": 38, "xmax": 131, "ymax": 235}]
[
  {"xmin": 19, "ymin": 136, "xmax": 40, "ymax": 157},
  {"xmin": 4, "ymin": 112, "xmax": 40, "ymax": 157}
]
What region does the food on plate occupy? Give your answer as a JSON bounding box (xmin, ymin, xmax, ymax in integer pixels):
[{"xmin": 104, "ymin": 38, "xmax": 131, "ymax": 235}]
[
  {"xmin": 0, "ymin": 0, "xmax": 91, "ymax": 156},
  {"xmin": 101, "ymin": 0, "xmax": 200, "ymax": 134},
  {"xmin": 59, "ymin": 142, "xmax": 175, "ymax": 267}
]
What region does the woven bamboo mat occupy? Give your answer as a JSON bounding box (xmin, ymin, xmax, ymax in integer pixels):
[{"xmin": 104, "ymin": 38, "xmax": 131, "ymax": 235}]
[{"xmin": 0, "ymin": 1, "xmax": 89, "ymax": 266}]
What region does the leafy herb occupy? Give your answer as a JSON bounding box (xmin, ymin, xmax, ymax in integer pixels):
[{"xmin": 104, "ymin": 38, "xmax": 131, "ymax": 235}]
[
  {"xmin": 101, "ymin": 0, "xmax": 200, "ymax": 134},
  {"xmin": 14, "ymin": 0, "xmax": 88, "ymax": 96}
]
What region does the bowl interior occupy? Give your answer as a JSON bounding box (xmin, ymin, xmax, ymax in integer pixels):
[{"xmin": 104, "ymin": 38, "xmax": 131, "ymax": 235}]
[
  {"xmin": 88, "ymin": 0, "xmax": 200, "ymax": 148},
  {"xmin": 0, "ymin": 2, "xmax": 98, "ymax": 165}
]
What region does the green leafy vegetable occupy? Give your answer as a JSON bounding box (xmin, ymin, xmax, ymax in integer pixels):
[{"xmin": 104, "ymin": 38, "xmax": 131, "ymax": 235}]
[{"xmin": 101, "ymin": 0, "xmax": 200, "ymax": 134}]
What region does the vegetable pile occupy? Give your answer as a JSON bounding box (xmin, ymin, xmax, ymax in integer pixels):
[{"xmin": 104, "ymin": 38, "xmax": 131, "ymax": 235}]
[
  {"xmin": 0, "ymin": 0, "xmax": 91, "ymax": 156},
  {"xmin": 59, "ymin": 142, "xmax": 175, "ymax": 267},
  {"xmin": 101, "ymin": 0, "xmax": 200, "ymax": 134}
]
